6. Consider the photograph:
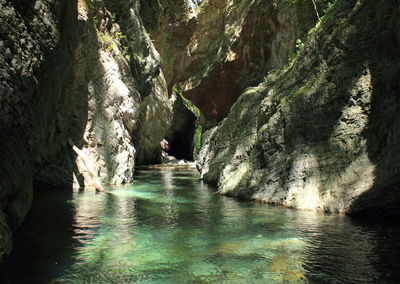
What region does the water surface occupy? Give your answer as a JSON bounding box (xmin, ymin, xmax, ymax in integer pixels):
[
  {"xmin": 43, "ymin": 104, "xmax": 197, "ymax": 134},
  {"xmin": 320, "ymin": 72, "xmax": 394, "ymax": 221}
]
[{"xmin": 1, "ymin": 167, "xmax": 400, "ymax": 283}]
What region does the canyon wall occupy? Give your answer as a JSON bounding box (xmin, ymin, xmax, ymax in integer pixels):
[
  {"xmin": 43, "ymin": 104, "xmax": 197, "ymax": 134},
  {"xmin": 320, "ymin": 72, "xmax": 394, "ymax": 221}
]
[
  {"xmin": 197, "ymin": 0, "xmax": 400, "ymax": 216},
  {"xmin": 0, "ymin": 0, "xmax": 172, "ymax": 261},
  {"xmin": 175, "ymin": 0, "xmax": 324, "ymax": 128},
  {"xmin": 140, "ymin": 0, "xmax": 324, "ymax": 128},
  {"xmin": 1, "ymin": 0, "xmax": 399, "ymax": 265}
]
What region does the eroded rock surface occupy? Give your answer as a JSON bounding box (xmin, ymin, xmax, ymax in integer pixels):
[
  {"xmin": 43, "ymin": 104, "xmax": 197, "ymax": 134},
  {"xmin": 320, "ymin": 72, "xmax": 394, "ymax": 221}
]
[
  {"xmin": 0, "ymin": 0, "xmax": 172, "ymax": 261},
  {"xmin": 1, "ymin": 0, "xmax": 400, "ymax": 266},
  {"xmin": 157, "ymin": 0, "xmax": 322, "ymax": 127},
  {"xmin": 140, "ymin": 0, "xmax": 197, "ymax": 92},
  {"xmin": 1, "ymin": 0, "xmax": 75, "ymax": 260},
  {"xmin": 197, "ymin": 0, "xmax": 400, "ymax": 215}
]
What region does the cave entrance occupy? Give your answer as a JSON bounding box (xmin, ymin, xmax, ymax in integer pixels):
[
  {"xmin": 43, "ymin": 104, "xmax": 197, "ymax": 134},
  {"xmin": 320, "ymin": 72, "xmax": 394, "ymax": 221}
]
[
  {"xmin": 164, "ymin": 95, "xmax": 200, "ymax": 161},
  {"xmin": 166, "ymin": 134, "xmax": 194, "ymax": 161}
]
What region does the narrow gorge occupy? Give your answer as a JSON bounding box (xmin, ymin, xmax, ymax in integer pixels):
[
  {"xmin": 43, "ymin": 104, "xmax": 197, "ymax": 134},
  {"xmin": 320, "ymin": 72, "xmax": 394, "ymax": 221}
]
[{"xmin": 1, "ymin": 0, "xmax": 400, "ymax": 282}]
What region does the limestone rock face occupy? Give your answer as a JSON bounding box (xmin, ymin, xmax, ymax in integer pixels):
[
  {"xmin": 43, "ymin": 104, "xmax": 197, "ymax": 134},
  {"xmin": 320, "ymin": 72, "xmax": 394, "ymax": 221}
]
[
  {"xmin": 0, "ymin": 0, "xmax": 172, "ymax": 261},
  {"xmin": 133, "ymin": 73, "xmax": 173, "ymax": 165},
  {"xmin": 73, "ymin": 0, "xmax": 173, "ymax": 182},
  {"xmin": 0, "ymin": 0, "xmax": 75, "ymax": 260},
  {"xmin": 198, "ymin": 0, "xmax": 400, "ymax": 216},
  {"xmin": 140, "ymin": 0, "xmax": 197, "ymax": 92},
  {"xmin": 157, "ymin": 0, "xmax": 320, "ymax": 127},
  {"xmin": 144, "ymin": 0, "xmax": 321, "ymax": 144}
]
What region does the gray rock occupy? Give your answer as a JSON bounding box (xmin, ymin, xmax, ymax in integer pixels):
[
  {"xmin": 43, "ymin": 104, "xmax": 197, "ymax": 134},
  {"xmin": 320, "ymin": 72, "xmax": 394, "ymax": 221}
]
[
  {"xmin": 0, "ymin": 0, "xmax": 173, "ymax": 262},
  {"xmin": 198, "ymin": 0, "xmax": 400, "ymax": 216}
]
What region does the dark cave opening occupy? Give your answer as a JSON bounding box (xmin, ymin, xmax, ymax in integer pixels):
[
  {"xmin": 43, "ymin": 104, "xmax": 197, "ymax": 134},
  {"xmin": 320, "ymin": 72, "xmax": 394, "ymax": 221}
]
[
  {"xmin": 167, "ymin": 133, "xmax": 195, "ymax": 161},
  {"xmin": 164, "ymin": 97, "xmax": 198, "ymax": 161}
]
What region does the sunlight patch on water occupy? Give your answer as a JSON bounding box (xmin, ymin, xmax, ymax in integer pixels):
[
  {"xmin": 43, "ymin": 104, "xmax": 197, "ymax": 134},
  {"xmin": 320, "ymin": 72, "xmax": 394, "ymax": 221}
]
[{"xmin": 110, "ymin": 189, "xmax": 160, "ymax": 200}]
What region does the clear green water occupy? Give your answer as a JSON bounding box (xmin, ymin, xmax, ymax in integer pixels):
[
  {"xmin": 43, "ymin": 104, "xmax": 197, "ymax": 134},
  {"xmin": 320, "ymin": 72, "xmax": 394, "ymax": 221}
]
[{"xmin": 2, "ymin": 167, "xmax": 400, "ymax": 283}]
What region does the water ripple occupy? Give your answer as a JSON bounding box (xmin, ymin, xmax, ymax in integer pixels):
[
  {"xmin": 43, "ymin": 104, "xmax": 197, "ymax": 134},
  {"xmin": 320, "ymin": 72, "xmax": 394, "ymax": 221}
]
[{"xmin": 2, "ymin": 168, "xmax": 400, "ymax": 283}]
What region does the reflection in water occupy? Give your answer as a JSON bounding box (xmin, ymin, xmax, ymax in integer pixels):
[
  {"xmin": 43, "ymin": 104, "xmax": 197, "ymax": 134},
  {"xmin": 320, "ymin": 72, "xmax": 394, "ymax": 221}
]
[{"xmin": 1, "ymin": 168, "xmax": 400, "ymax": 283}]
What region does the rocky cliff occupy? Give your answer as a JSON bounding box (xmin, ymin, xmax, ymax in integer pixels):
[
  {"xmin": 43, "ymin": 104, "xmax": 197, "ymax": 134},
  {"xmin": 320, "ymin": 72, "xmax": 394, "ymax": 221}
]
[
  {"xmin": 197, "ymin": 0, "xmax": 400, "ymax": 216},
  {"xmin": 159, "ymin": 0, "xmax": 323, "ymax": 128},
  {"xmin": 140, "ymin": 0, "xmax": 327, "ymax": 152},
  {"xmin": 0, "ymin": 0, "xmax": 173, "ymax": 261},
  {"xmin": 1, "ymin": 0, "xmax": 399, "ymax": 265}
]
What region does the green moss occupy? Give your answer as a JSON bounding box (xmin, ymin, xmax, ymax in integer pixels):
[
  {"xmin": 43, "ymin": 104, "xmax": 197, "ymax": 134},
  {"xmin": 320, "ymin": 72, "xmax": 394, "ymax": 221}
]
[
  {"xmin": 195, "ymin": 4, "xmax": 204, "ymax": 15},
  {"xmin": 323, "ymin": 0, "xmax": 336, "ymax": 16},
  {"xmin": 294, "ymin": 79, "xmax": 315, "ymax": 97},
  {"xmin": 97, "ymin": 31, "xmax": 113, "ymax": 50},
  {"xmin": 172, "ymin": 85, "xmax": 201, "ymax": 118},
  {"xmin": 85, "ymin": 0, "xmax": 94, "ymax": 9},
  {"xmin": 111, "ymin": 13, "xmax": 117, "ymax": 23},
  {"xmin": 280, "ymin": 38, "xmax": 305, "ymax": 71},
  {"xmin": 193, "ymin": 124, "xmax": 202, "ymax": 155}
]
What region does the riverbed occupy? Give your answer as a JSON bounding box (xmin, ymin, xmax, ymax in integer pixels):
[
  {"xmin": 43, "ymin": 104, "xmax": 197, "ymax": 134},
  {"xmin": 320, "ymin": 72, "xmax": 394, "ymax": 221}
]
[{"xmin": 1, "ymin": 167, "xmax": 399, "ymax": 283}]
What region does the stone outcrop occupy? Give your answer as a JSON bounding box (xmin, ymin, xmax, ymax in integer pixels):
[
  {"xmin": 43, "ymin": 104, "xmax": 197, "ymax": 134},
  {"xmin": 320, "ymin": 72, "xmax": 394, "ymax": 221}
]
[
  {"xmin": 161, "ymin": 0, "xmax": 322, "ymax": 127},
  {"xmin": 0, "ymin": 0, "xmax": 172, "ymax": 262},
  {"xmin": 139, "ymin": 0, "xmax": 197, "ymax": 93},
  {"xmin": 197, "ymin": 0, "xmax": 400, "ymax": 216},
  {"xmin": 141, "ymin": 0, "xmax": 323, "ymax": 155},
  {"xmin": 133, "ymin": 73, "xmax": 173, "ymax": 165},
  {"xmin": 1, "ymin": 0, "xmax": 76, "ymax": 261}
]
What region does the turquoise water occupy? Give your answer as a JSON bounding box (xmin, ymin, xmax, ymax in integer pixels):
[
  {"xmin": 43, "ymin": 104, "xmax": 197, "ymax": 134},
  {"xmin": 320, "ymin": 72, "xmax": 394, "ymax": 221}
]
[{"xmin": 1, "ymin": 167, "xmax": 400, "ymax": 283}]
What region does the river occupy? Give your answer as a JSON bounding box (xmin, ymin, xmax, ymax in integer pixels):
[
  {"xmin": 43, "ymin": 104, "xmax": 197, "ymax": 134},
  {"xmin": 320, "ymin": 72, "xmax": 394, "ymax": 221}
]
[{"xmin": 1, "ymin": 167, "xmax": 399, "ymax": 283}]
